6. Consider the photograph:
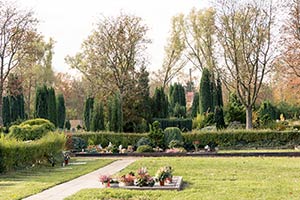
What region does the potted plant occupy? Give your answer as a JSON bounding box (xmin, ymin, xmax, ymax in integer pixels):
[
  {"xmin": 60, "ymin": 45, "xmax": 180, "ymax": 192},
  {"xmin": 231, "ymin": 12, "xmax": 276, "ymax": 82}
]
[
  {"xmin": 164, "ymin": 166, "xmax": 173, "ymax": 183},
  {"xmin": 119, "ymin": 172, "xmax": 135, "ymax": 186},
  {"xmin": 135, "ymin": 167, "xmax": 155, "ymax": 187},
  {"xmin": 155, "ymin": 166, "xmax": 171, "ymax": 186},
  {"xmin": 99, "ymin": 175, "xmax": 111, "ymax": 188}
]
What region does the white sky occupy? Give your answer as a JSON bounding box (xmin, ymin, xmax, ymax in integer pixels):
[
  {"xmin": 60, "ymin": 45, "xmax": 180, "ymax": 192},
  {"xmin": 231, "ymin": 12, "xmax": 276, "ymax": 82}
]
[{"xmin": 18, "ymin": 0, "xmax": 210, "ymax": 75}]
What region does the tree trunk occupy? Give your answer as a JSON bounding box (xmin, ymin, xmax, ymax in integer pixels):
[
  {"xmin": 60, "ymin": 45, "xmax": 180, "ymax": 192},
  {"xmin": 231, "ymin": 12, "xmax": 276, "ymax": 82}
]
[
  {"xmin": 0, "ymin": 87, "xmax": 3, "ymax": 125},
  {"xmin": 246, "ymin": 106, "xmax": 253, "ymax": 129}
]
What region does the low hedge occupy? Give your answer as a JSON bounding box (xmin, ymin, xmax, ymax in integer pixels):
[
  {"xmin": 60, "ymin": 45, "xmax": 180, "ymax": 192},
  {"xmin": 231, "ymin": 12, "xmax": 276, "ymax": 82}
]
[
  {"xmin": 0, "ymin": 132, "xmax": 66, "ymax": 173},
  {"xmin": 73, "ymin": 132, "xmax": 147, "ymax": 147},
  {"xmin": 152, "ymin": 118, "xmax": 192, "ymax": 132},
  {"xmin": 183, "ymin": 130, "xmax": 300, "ymax": 149}
]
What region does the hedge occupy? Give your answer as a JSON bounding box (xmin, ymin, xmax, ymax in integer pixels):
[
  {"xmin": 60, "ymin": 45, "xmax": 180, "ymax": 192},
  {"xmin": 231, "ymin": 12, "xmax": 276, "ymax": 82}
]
[
  {"xmin": 73, "ymin": 130, "xmax": 300, "ymax": 150},
  {"xmin": 0, "ymin": 132, "xmax": 66, "ymax": 173},
  {"xmin": 183, "ymin": 130, "xmax": 300, "ymax": 149},
  {"xmin": 72, "ymin": 132, "xmax": 147, "ymax": 147},
  {"xmin": 152, "ymin": 118, "xmax": 192, "ymax": 132}
]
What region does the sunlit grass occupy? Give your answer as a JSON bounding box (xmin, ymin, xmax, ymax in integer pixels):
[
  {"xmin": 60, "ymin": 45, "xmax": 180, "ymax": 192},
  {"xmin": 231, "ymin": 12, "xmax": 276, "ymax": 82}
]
[
  {"xmin": 0, "ymin": 158, "xmax": 115, "ymax": 200},
  {"xmin": 66, "ymin": 157, "xmax": 300, "ymax": 200}
]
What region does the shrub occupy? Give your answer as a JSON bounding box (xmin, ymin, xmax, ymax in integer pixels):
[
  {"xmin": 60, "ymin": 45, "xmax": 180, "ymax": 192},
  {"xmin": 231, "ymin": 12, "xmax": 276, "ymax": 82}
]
[
  {"xmin": 136, "ymin": 145, "xmax": 154, "ymax": 153},
  {"xmin": 164, "ymin": 127, "xmax": 183, "ymax": 147},
  {"xmin": 152, "ymin": 118, "xmax": 192, "ymax": 132},
  {"xmin": 8, "ymin": 118, "xmax": 55, "ymax": 140},
  {"xmin": 183, "ymin": 129, "xmax": 300, "ymax": 150},
  {"xmin": 149, "ymin": 121, "xmax": 164, "ymax": 148},
  {"xmin": 136, "ymin": 137, "xmax": 152, "ymax": 147},
  {"xmin": 168, "ymin": 139, "xmax": 184, "ymax": 149},
  {"xmin": 70, "ymin": 136, "xmax": 87, "ymax": 152},
  {"xmin": 0, "ymin": 132, "xmax": 66, "ymax": 173}
]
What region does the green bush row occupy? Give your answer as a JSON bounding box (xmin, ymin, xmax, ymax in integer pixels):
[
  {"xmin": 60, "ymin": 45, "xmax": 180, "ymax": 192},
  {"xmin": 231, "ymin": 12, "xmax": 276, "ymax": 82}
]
[
  {"xmin": 152, "ymin": 118, "xmax": 192, "ymax": 132},
  {"xmin": 183, "ymin": 130, "xmax": 300, "ymax": 149},
  {"xmin": 0, "ymin": 132, "xmax": 66, "ymax": 173},
  {"xmin": 72, "ymin": 132, "xmax": 147, "ymax": 147}
]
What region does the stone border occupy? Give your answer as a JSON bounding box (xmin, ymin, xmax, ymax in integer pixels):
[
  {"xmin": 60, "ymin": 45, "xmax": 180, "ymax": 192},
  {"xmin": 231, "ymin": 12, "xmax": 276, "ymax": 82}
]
[
  {"xmin": 117, "ymin": 176, "xmax": 183, "ymax": 191},
  {"xmin": 74, "ymin": 152, "xmax": 300, "ymax": 157}
]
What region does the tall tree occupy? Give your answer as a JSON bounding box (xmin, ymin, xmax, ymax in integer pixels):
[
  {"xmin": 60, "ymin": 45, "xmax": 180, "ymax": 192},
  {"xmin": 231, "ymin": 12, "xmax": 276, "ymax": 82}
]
[
  {"xmin": 108, "ymin": 93, "xmax": 123, "ymax": 132},
  {"xmin": 47, "ymin": 87, "xmax": 56, "ymax": 126},
  {"xmin": 2, "ymin": 96, "xmax": 10, "ymax": 127},
  {"xmin": 66, "ymin": 14, "xmax": 150, "ymax": 129},
  {"xmin": 152, "ymin": 87, "xmax": 169, "ymax": 118},
  {"xmin": 83, "ymin": 97, "xmax": 94, "ymax": 131},
  {"xmin": 199, "ymin": 68, "xmax": 213, "ymax": 114},
  {"xmin": 56, "ymin": 94, "xmax": 66, "ymax": 129},
  {"xmin": 91, "ymin": 101, "xmax": 105, "ymax": 132},
  {"xmin": 191, "ymin": 92, "xmax": 199, "ymax": 118},
  {"xmin": 169, "ymin": 83, "xmax": 186, "ymax": 117},
  {"xmin": 0, "ymin": 2, "xmax": 37, "ymax": 124},
  {"xmin": 34, "ymin": 85, "xmax": 48, "ymax": 119},
  {"xmin": 215, "ymin": 0, "xmax": 273, "ymax": 129}
]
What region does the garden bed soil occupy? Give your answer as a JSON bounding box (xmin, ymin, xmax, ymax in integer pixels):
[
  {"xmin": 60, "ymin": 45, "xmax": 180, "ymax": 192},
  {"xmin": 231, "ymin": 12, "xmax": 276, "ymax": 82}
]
[
  {"xmin": 118, "ymin": 176, "xmax": 183, "ymax": 191},
  {"xmin": 74, "ymin": 151, "xmax": 300, "ymax": 157}
]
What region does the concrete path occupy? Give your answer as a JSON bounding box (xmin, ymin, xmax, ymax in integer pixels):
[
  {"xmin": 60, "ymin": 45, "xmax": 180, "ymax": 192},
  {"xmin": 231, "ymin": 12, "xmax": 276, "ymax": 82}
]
[{"xmin": 23, "ymin": 158, "xmax": 138, "ymax": 200}]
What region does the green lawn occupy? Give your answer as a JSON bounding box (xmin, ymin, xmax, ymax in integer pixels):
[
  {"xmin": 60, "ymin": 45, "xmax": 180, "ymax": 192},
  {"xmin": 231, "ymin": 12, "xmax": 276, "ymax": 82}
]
[
  {"xmin": 218, "ymin": 149, "xmax": 300, "ymax": 153},
  {"xmin": 66, "ymin": 157, "xmax": 300, "ymax": 200},
  {"xmin": 0, "ymin": 158, "xmax": 115, "ymax": 200}
]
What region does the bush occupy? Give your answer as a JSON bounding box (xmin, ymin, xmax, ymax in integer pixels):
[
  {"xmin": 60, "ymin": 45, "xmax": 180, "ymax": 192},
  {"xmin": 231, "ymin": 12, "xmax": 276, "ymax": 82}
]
[
  {"xmin": 0, "ymin": 132, "xmax": 66, "ymax": 173},
  {"xmin": 148, "ymin": 121, "xmax": 164, "ymax": 148},
  {"xmin": 72, "ymin": 132, "xmax": 146, "ymax": 148},
  {"xmin": 70, "ymin": 136, "xmax": 88, "ymax": 152},
  {"xmin": 136, "ymin": 137, "xmax": 152, "ymax": 147},
  {"xmin": 183, "ymin": 129, "xmax": 300, "ymax": 150},
  {"xmin": 152, "ymin": 118, "xmax": 192, "ymax": 132},
  {"xmin": 164, "ymin": 127, "xmax": 183, "ymax": 147},
  {"xmin": 136, "ymin": 145, "xmax": 154, "ymax": 153},
  {"xmin": 168, "ymin": 139, "xmax": 184, "ymax": 149},
  {"xmin": 8, "ymin": 118, "xmax": 55, "ymax": 140}
]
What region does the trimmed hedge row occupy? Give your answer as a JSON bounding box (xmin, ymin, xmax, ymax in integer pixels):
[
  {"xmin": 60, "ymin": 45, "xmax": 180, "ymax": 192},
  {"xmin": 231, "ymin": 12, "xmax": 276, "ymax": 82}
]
[
  {"xmin": 0, "ymin": 132, "xmax": 66, "ymax": 173},
  {"xmin": 74, "ymin": 130, "xmax": 300, "ymax": 150},
  {"xmin": 152, "ymin": 118, "xmax": 192, "ymax": 132},
  {"xmin": 183, "ymin": 130, "xmax": 300, "ymax": 149},
  {"xmin": 73, "ymin": 132, "xmax": 147, "ymax": 148}
]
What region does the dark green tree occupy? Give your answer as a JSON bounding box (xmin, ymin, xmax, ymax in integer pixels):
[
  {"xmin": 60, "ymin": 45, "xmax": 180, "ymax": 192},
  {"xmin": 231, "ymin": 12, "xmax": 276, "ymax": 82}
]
[
  {"xmin": 225, "ymin": 93, "xmax": 246, "ymax": 123},
  {"xmin": 191, "ymin": 92, "xmax": 199, "ymax": 118},
  {"xmin": 148, "ymin": 121, "xmax": 164, "ymax": 148},
  {"xmin": 169, "ymin": 83, "xmax": 186, "ymax": 117},
  {"xmin": 83, "ymin": 97, "xmax": 94, "ymax": 131},
  {"xmin": 2, "ymin": 96, "xmax": 10, "ymax": 127},
  {"xmin": 199, "ymin": 68, "xmax": 214, "ymax": 114},
  {"xmin": 111, "ymin": 93, "xmax": 123, "ymax": 132},
  {"xmin": 47, "ymin": 87, "xmax": 57, "ymax": 126},
  {"xmin": 216, "ymin": 76, "xmax": 223, "ymax": 107},
  {"xmin": 35, "ymin": 85, "xmax": 48, "ymax": 119},
  {"xmin": 214, "ymin": 106, "xmax": 225, "ymax": 129},
  {"xmin": 152, "ymin": 87, "xmax": 168, "ymax": 118},
  {"xmin": 91, "ymin": 102, "xmax": 105, "ymax": 131},
  {"xmin": 56, "ymin": 94, "xmax": 66, "ymax": 129},
  {"xmin": 65, "ymin": 120, "xmax": 71, "ymax": 130}
]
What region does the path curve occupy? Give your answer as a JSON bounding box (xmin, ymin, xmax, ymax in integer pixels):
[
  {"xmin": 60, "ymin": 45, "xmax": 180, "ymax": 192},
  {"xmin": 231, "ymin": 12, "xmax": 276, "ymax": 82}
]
[{"xmin": 23, "ymin": 158, "xmax": 138, "ymax": 200}]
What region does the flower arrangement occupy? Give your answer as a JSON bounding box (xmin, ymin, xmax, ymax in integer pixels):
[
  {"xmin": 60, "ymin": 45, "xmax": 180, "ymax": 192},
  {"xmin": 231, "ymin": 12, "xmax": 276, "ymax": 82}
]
[
  {"xmin": 193, "ymin": 140, "xmax": 200, "ymax": 152},
  {"xmin": 119, "ymin": 172, "xmax": 135, "ymax": 186},
  {"xmin": 155, "ymin": 166, "xmax": 173, "ymax": 185},
  {"xmin": 135, "ymin": 167, "xmax": 155, "ymax": 187},
  {"xmin": 99, "ymin": 175, "xmax": 111, "ymax": 184}
]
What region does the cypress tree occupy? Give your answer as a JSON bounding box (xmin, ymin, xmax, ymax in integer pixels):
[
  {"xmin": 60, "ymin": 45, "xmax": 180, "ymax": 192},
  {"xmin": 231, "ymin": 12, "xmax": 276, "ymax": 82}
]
[
  {"xmin": 83, "ymin": 97, "xmax": 94, "ymax": 131},
  {"xmin": 111, "ymin": 93, "xmax": 123, "ymax": 132},
  {"xmin": 191, "ymin": 92, "xmax": 199, "ymax": 118},
  {"xmin": 56, "ymin": 94, "xmax": 66, "ymax": 129},
  {"xmin": 152, "ymin": 87, "xmax": 168, "ymax": 118},
  {"xmin": 91, "ymin": 102, "xmax": 105, "ymax": 131},
  {"xmin": 199, "ymin": 68, "xmax": 215, "ymax": 114},
  {"xmin": 2, "ymin": 96, "xmax": 10, "ymax": 127},
  {"xmin": 214, "ymin": 106, "xmax": 225, "ymax": 129},
  {"xmin": 216, "ymin": 76, "xmax": 223, "ymax": 107},
  {"xmin": 47, "ymin": 87, "xmax": 57, "ymax": 126},
  {"xmin": 35, "ymin": 85, "xmax": 48, "ymax": 119}
]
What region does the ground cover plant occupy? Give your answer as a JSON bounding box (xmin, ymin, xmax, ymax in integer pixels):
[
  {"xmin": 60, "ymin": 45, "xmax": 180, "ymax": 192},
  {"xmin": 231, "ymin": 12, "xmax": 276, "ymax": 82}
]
[
  {"xmin": 66, "ymin": 157, "xmax": 300, "ymax": 200},
  {"xmin": 0, "ymin": 158, "xmax": 115, "ymax": 200}
]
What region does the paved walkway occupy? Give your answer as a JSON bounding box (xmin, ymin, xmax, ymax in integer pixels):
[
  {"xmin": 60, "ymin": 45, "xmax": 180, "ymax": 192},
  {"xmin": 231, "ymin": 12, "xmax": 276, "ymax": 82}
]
[{"xmin": 24, "ymin": 158, "xmax": 138, "ymax": 200}]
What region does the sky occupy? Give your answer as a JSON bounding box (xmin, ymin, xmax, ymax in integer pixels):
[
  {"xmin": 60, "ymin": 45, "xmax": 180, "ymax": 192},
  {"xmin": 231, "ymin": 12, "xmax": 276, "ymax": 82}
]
[{"xmin": 18, "ymin": 0, "xmax": 210, "ymax": 75}]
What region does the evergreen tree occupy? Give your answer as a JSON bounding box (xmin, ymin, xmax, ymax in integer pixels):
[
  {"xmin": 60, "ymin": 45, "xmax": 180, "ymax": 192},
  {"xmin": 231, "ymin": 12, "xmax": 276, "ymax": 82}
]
[
  {"xmin": 65, "ymin": 120, "xmax": 71, "ymax": 130},
  {"xmin": 91, "ymin": 102, "xmax": 105, "ymax": 131},
  {"xmin": 225, "ymin": 93, "xmax": 246, "ymax": 123},
  {"xmin": 35, "ymin": 85, "xmax": 48, "ymax": 119},
  {"xmin": 2, "ymin": 96, "xmax": 10, "ymax": 127},
  {"xmin": 111, "ymin": 92, "xmax": 123, "ymax": 132},
  {"xmin": 152, "ymin": 87, "xmax": 168, "ymax": 118},
  {"xmin": 199, "ymin": 68, "xmax": 213, "ymax": 114},
  {"xmin": 216, "ymin": 76, "xmax": 223, "ymax": 107},
  {"xmin": 214, "ymin": 106, "xmax": 225, "ymax": 129},
  {"xmin": 191, "ymin": 92, "xmax": 199, "ymax": 118},
  {"xmin": 83, "ymin": 97, "xmax": 94, "ymax": 131},
  {"xmin": 47, "ymin": 87, "xmax": 57, "ymax": 126},
  {"xmin": 56, "ymin": 94, "xmax": 66, "ymax": 129}
]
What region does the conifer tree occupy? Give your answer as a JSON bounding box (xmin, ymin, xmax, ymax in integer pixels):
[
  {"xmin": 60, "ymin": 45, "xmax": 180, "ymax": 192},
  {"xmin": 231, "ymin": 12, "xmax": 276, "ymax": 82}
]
[
  {"xmin": 152, "ymin": 87, "xmax": 168, "ymax": 118},
  {"xmin": 91, "ymin": 102, "xmax": 105, "ymax": 131},
  {"xmin": 47, "ymin": 87, "xmax": 57, "ymax": 126},
  {"xmin": 83, "ymin": 97, "xmax": 94, "ymax": 131},
  {"xmin": 35, "ymin": 85, "xmax": 48, "ymax": 119},
  {"xmin": 191, "ymin": 92, "xmax": 199, "ymax": 118},
  {"xmin": 2, "ymin": 96, "xmax": 10, "ymax": 127},
  {"xmin": 214, "ymin": 106, "xmax": 225, "ymax": 129},
  {"xmin": 199, "ymin": 68, "xmax": 213, "ymax": 114},
  {"xmin": 56, "ymin": 94, "xmax": 66, "ymax": 129}
]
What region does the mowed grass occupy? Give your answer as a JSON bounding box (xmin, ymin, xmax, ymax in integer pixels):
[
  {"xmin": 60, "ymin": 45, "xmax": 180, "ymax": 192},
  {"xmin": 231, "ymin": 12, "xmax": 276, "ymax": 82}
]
[
  {"xmin": 66, "ymin": 157, "xmax": 300, "ymax": 200},
  {"xmin": 0, "ymin": 158, "xmax": 115, "ymax": 200}
]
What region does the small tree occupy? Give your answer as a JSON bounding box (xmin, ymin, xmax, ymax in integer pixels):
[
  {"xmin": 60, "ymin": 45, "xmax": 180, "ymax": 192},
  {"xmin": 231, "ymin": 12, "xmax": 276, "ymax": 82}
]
[
  {"xmin": 148, "ymin": 121, "xmax": 164, "ymax": 148},
  {"xmin": 34, "ymin": 85, "xmax": 48, "ymax": 119},
  {"xmin": 56, "ymin": 94, "xmax": 66, "ymax": 129},
  {"xmin": 214, "ymin": 106, "xmax": 225, "ymax": 129},
  {"xmin": 83, "ymin": 97, "xmax": 94, "ymax": 131},
  {"xmin": 191, "ymin": 92, "xmax": 199, "ymax": 118},
  {"xmin": 152, "ymin": 87, "xmax": 168, "ymax": 118},
  {"xmin": 199, "ymin": 68, "xmax": 213, "ymax": 114},
  {"xmin": 169, "ymin": 83, "xmax": 186, "ymax": 117},
  {"xmin": 47, "ymin": 87, "xmax": 57, "ymax": 126},
  {"xmin": 225, "ymin": 93, "xmax": 246, "ymax": 123}
]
